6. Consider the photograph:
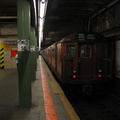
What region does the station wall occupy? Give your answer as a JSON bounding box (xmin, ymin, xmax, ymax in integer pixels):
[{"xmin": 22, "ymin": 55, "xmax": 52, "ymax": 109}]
[{"xmin": 0, "ymin": 23, "xmax": 17, "ymax": 69}]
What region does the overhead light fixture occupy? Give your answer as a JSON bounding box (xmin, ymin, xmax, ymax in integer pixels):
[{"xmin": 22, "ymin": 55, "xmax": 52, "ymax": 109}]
[
  {"xmin": 38, "ymin": 0, "xmax": 48, "ymax": 50},
  {"xmin": 40, "ymin": 2, "xmax": 46, "ymax": 18},
  {"xmin": 40, "ymin": 18, "xmax": 44, "ymax": 27},
  {"xmin": 41, "ymin": 0, "xmax": 45, "ymax": 3},
  {"xmin": 32, "ymin": 0, "xmax": 37, "ymax": 28}
]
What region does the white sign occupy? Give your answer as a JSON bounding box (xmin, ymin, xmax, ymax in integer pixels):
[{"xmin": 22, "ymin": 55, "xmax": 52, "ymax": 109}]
[
  {"xmin": 78, "ymin": 33, "xmax": 85, "ymax": 41},
  {"xmin": 87, "ymin": 34, "xmax": 95, "ymax": 39},
  {"xmin": 30, "ymin": 45, "xmax": 35, "ymax": 52},
  {"xmin": 17, "ymin": 39, "xmax": 29, "ymax": 51}
]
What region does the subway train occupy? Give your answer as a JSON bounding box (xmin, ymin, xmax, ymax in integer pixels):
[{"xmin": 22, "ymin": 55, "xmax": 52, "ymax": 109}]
[{"xmin": 41, "ymin": 32, "xmax": 114, "ymax": 95}]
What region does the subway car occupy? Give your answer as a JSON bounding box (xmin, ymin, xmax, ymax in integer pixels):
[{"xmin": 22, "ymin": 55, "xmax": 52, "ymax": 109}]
[{"xmin": 41, "ymin": 32, "xmax": 113, "ymax": 94}]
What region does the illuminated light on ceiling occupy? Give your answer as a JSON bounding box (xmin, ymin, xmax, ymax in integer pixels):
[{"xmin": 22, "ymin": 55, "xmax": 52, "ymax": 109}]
[
  {"xmin": 38, "ymin": 0, "xmax": 48, "ymax": 50},
  {"xmin": 32, "ymin": 0, "xmax": 37, "ymax": 27},
  {"xmin": 40, "ymin": 2, "xmax": 46, "ymax": 18}
]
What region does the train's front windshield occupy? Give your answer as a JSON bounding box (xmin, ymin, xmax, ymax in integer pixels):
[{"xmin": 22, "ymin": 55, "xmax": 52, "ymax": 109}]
[{"xmin": 65, "ymin": 44, "xmax": 76, "ymax": 57}]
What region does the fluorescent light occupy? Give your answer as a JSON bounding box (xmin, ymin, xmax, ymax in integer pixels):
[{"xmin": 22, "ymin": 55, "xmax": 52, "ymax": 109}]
[
  {"xmin": 40, "ymin": 19, "xmax": 44, "ymax": 27},
  {"xmin": 40, "ymin": 2, "xmax": 46, "ymax": 18},
  {"xmin": 39, "ymin": 26, "xmax": 43, "ymax": 32},
  {"xmin": 38, "ymin": 0, "xmax": 48, "ymax": 50},
  {"xmin": 41, "ymin": 0, "xmax": 45, "ymax": 3},
  {"xmin": 32, "ymin": 0, "xmax": 37, "ymax": 27}
]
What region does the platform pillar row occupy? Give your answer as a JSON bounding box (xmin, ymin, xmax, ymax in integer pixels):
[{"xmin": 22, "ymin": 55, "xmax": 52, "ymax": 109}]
[{"xmin": 17, "ymin": 0, "xmax": 32, "ymax": 108}]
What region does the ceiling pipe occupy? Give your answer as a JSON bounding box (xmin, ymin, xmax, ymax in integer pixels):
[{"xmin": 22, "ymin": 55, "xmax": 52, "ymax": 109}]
[{"xmin": 88, "ymin": 0, "xmax": 119, "ymax": 32}]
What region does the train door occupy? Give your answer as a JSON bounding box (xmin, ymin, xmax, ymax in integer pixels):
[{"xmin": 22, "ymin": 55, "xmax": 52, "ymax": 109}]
[
  {"xmin": 79, "ymin": 44, "xmax": 94, "ymax": 79},
  {"xmin": 62, "ymin": 43, "xmax": 78, "ymax": 81}
]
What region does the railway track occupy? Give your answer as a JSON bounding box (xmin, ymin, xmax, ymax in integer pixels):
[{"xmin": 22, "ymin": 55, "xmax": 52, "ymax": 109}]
[{"xmin": 66, "ymin": 92, "xmax": 120, "ymax": 120}]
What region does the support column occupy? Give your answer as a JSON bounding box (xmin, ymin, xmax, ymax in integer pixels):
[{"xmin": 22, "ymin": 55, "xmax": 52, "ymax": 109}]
[
  {"xmin": 30, "ymin": 27, "xmax": 36, "ymax": 81},
  {"xmin": 17, "ymin": 0, "xmax": 32, "ymax": 107},
  {"xmin": 34, "ymin": 30, "xmax": 38, "ymax": 70}
]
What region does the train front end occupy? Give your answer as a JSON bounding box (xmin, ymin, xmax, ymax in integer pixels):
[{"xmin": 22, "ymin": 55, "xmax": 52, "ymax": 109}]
[{"xmin": 60, "ymin": 33, "xmax": 110, "ymax": 85}]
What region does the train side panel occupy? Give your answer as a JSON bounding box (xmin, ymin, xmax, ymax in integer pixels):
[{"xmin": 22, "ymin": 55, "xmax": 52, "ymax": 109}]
[
  {"xmin": 49, "ymin": 47, "xmax": 52, "ymax": 65},
  {"xmin": 56, "ymin": 43, "xmax": 62, "ymax": 79},
  {"xmin": 51, "ymin": 44, "xmax": 56, "ymax": 70},
  {"xmin": 42, "ymin": 48, "xmax": 49, "ymax": 62}
]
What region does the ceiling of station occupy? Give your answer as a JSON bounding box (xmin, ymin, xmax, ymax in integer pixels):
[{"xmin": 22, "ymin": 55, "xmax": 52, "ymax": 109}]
[
  {"xmin": 0, "ymin": 0, "xmax": 17, "ymax": 23},
  {"xmin": 0, "ymin": 0, "xmax": 116, "ymax": 48},
  {"xmin": 43, "ymin": 0, "xmax": 115, "ymax": 48}
]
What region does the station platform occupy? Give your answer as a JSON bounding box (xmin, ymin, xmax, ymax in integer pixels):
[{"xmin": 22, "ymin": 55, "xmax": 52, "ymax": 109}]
[{"xmin": 0, "ymin": 56, "xmax": 80, "ymax": 120}]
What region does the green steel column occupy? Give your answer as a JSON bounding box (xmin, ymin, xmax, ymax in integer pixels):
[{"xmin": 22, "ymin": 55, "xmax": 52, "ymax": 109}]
[
  {"xmin": 34, "ymin": 32, "xmax": 37, "ymax": 72},
  {"xmin": 30, "ymin": 27, "xmax": 36, "ymax": 81},
  {"xmin": 17, "ymin": 0, "xmax": 32, "ymax": 107},
  {"xmin": 34, "ymin": 34, "xmax": 37, "ymax": 71}
]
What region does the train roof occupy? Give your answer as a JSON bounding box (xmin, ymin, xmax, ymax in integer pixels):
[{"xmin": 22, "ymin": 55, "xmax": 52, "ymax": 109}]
[{"xmin": 60, "ymin": 32, "xmax": 106, "ymax": 43}]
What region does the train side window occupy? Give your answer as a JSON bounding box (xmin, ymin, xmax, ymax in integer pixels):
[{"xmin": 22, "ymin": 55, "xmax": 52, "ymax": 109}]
[
  {"xmin": 65, "ymin": 44, "xmax": 76, "ymax": 57},
  {"xmin": 81, "ymin": 45, "xmax": 91, "ymax": 58}
]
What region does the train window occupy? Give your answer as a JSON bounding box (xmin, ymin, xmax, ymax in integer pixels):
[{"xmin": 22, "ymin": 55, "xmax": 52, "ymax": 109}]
[
  {"xmin": 81, "ymin": 45, "xmax": 91, "ymax": 58},
  {"xmin": 65, "ymin": 44, "xmax": 76, "ymax": 57}
]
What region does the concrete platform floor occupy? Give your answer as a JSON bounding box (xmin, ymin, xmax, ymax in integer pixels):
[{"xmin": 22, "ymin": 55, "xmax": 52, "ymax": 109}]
[{"xmin": 0, "ymin": 56, "xmax": 80, "ymax": 120}]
